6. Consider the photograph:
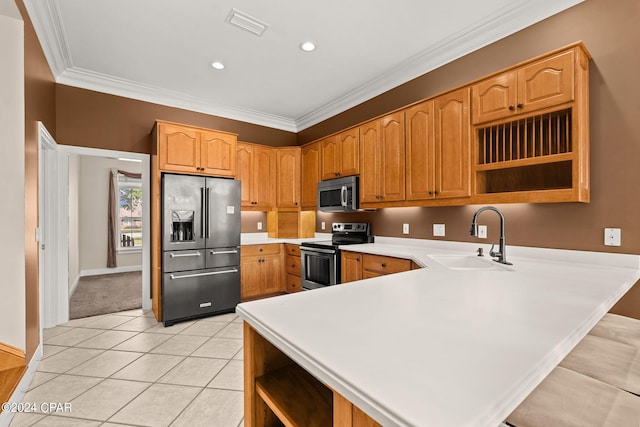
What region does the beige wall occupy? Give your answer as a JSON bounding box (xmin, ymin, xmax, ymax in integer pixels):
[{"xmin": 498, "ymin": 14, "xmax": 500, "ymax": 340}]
[
  {"xmin": 0, "ymin": 11, "xmax": 26, "ymax": 351},
  {"xmin": 68, "ymin": 154, "xmax": 80, "ymax": 291},
  {"xmin": 78, "ymin": 155, "xmax": 142, "ymax": 272}
]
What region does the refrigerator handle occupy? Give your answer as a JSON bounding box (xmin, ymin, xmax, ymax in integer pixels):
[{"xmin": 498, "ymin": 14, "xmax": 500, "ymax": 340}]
[
  {"xmin": 206, "ymin": 187, "xmax": 211, "ymax": 239},
  {"xmin": 200, "ymin": 187, "xmax": 205, "ymax": 239}
]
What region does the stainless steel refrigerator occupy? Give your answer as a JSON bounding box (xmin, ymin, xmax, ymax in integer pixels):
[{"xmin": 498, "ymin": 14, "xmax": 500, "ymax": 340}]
[{"xmin": 161, "ymin": 173, "xmax": 241, "ymax": 326}]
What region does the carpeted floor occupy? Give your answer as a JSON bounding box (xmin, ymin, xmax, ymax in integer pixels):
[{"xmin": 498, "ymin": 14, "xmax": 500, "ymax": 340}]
[{"xmin": 69, "ymin": 271, "xmax": 142, "ymax": 319}]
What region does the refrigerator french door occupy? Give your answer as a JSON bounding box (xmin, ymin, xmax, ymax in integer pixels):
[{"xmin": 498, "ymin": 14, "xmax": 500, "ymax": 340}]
[{"xmin": 162, "ymin": 174, "xmax": 241, "ymax": 326}]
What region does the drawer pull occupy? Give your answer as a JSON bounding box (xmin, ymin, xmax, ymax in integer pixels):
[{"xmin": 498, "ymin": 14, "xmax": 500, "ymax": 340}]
[
  {"xmin": 169, "ymin": 252, "xmax": 201, "ymax": 258},
  {"xmin": 209, "ymin": 249, "xmax": 238, "ymax": 255},
  {"xmin": 381, "ymin": 263, "xmax": 386, "ymax": 268},
  {"xmin": 170, "ymin": 268, "xmax": 238, "ymax": 280},
  {"xmin": 200, "ymin": 302, "xmax": 212, "ymax": 308}
]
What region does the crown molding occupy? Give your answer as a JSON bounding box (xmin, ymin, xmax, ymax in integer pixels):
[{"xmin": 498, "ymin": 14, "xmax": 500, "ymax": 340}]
[
  {"xmin": 57, "ymin": 67, "xmax": 298, "ymax": 132},
  {"xmin": 25, "ymin": 0, "xmax": 583, "ymax": 133},
  {"xmin": 22, "ymin": 0, "xmax": 72, "ymax": 77},
  {"xmin": 294, "ymin": 0, "xmax": 584, "ymax": 130}
]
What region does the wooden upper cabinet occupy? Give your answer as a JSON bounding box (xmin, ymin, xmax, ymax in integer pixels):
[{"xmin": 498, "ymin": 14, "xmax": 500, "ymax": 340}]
[
  {"xmin": 301, "ymin": 142, "xmax": 321, "ymax": 209},
  {"xmin": 359, "ymin": 119, "xmax": 381, "ymax": 205},
  {"xmin": 158, "ymin": 123, "xmax": 200, "ymax": 173},
  {"xmin": 156, "ymin": 121, "xmax": 237, "ymax": 176},
  {"xmin": 275, "ymin": 147, "xmax": 301, "ymax": 208},
  {"xmin": 237, "ymin": 142, "xmax": 275, "ymax": 210},
  {"xmin": 359, "ymin": 112, "xmax": 405, "ymax": 206},
  {"xmin": 199, "ymin": 130, "xmax": 237, "ymax": 177},
  {"xmin": 320, "ymin": 128, "xmax": 360, "ymax": 180},
  {"xmin": 380, "ymin": 112, "xmax": 405, "ymax": 202},
  {"xmin": 406, "ymin": 100, "xmax": 436, "ymax": 200},
  {"xmin": 472, "ymin": 50, "xmax": 575, "ymax": 124},
  {"xmin": 320, "ymin": 135, "xmax": 339, "ymax": 180},
  {"xmin": 435, "ymin": 88, "xmax": 471, "ymax": 199}
]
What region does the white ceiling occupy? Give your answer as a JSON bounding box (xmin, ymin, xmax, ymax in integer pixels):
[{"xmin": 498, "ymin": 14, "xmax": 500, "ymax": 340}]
[{"xmin": 23, "ymin": 0, "xmax": 583, "ymax": 132}]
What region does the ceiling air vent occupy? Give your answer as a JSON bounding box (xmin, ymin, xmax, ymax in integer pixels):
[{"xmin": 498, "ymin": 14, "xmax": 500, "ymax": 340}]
[{"xmin": 225, "ymin": 9, "xmax": 269, "ymax": 36}]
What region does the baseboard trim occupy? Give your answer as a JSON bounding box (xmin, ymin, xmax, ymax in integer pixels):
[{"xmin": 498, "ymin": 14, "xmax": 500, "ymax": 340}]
[
  {"xmin": 0, "ymin": 342, "xmax": 25, "ymax": 359},
  {"xmin": 0, "ymin": 344, "xmax": 41, "ymax": 426},
  {"xmin": 80, "ymin": 265, "xmax": 142, "ymax": 277},
  {"xmin": 68, "ymin": 274, "xmax": 80, "ymax": 298}
]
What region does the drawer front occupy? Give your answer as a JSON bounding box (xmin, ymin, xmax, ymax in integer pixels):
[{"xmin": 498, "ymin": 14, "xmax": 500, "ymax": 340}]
[
  {"xmin": 285, "ymin": 244, "xmax": 301, "ymax": 257},
  {"xmin": 206, "ymin": 247, "xmax": 240, "ymax": 268},
  {"xmin": 362, "ymin": 254, "xmax": 411, "ymax": 275},
  {"xmin": 242, "ymin": 244, "xmax": 281, "ymax": 257},
  {"xmin": 286, "ymin": 255, "xmax": 301, "ymax": 277},
  {"xmin": 286, "ymin": 274, "xmax": 301, "ymax": 293},
  {"xmin": 163, "ymin": 250, "xmax": 206, "ymax": 273},
  {"xmin": 162, "ymin": 267, "xmax": 240, "ymax": 323}
]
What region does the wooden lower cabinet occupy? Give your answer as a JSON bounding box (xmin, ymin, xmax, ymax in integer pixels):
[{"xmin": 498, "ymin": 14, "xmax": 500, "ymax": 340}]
[
  {"xmin": 241, "ymin": 244, "xmax": 285, "ymax": 301},
  {"xmin": 244, "ymin": 323, "xmax": 381, "ymax": 427},
  {"xmin": 342, "ymin": 252, "xmax": 414, "ymax": 283},
  {"xmin": 285, "ymin": 244, "xmax": 302, "ymax": 293}
]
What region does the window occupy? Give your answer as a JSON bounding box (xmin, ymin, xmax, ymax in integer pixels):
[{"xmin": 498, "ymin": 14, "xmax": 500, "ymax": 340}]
[{"xmin": 118, "ymin": 174, "xmax": 142, "ymax": 250}]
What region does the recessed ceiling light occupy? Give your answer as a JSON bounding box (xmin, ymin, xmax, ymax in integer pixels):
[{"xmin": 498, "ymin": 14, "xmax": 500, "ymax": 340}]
[
  {"xmin": 211, "ymin": 61, "xmax": 225, "ymax": 70},
  {"xmin": 300, "ymin": 41, "xmax": 316, "ymax": 52}
]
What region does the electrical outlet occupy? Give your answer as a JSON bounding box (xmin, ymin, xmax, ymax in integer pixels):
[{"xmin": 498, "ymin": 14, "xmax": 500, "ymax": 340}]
[
  {"xmin": 257, "ymin": 222, "xmax": 262, "ymax": 231},
  {"xmin": 433, "ymin": 224, "xmax": 445, "ymax": 237},
  {"xmin": 321, "ymin": 222, "xmax": 326, "ymax": 230},
  {"xmin": 478, "ymin": 225, "xmax": 487, "ymax": 239},
  {"xmin": 403, "ymin": 223, "xmax": 409, "ymax": 234},
  {"xmin": 604, "ymin": 228, "xmax": 621, "ymax": 246}
]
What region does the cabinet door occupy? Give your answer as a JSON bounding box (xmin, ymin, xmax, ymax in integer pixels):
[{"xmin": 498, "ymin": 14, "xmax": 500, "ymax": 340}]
[
  {"xmin": 338, "ymin": 128, "xmax": 360, "ymax": 177},
  {"xmin": 405, "ymin": 100, "xmax": 435, "ymax": 200},
  {"xmin": 158, "ymin": 124, "xmax": 199, "ymax": 173},
  {"xmin": 435, "ymin": 88, "xmax": 471, "ymax": 199},
  {"xmin": 359, "ymin": 120, "xmax": 381, "ymax": 205},
  {"xmin": 301, "ymin": 142, "xmax": 321, "ymax": 209},
  {"xmin": 240, "ymin": 256, "xmax": 263, "ymax": 300},
  {"xmin": 471, "ymin": 72, "xmax": 517, "ymax": 124},
  {"xmin": 320, "ymin": 136, "xmax": 340, "ymax": 180},
  {"xmin": 262, "ymin": 255, "xmax": 283, "ymax": 295},
  {"xmin": 237, "ymin": 143, "xmax": 254, "ymax": 208},
  {"xmin": 341, "ymin": 252, "xmax": 362, "ymax": 284},
  {"xmin": 253, "ymin": 146, "xmax": 275, "ymax": 210},
  {"xmin": 517, "ymin": 50, "xmax": 574, "ymax": 115},
  {"xmin": 200, "ymin": 130, "xmax": 237, "ymax": 177},
  {"xmin": 380, "ymin": 112, "xmax": 405, "ymax": 202},
  {"xmin": 275, "ymin": 148, "xmax": 301, "ymax": 208}
]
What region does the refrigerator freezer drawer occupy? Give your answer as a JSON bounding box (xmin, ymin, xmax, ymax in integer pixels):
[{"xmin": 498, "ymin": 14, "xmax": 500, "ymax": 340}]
[
  {"xmin": 162, "ymin": 267, "xmax": 240, "ymax": 326},
  {"xmin": 206, "ymin": 247, "xmax": 240, "ymax": 268},
  {"xmin": 163, "ymin": 250, "xmax": 206, "ymax": 273}
]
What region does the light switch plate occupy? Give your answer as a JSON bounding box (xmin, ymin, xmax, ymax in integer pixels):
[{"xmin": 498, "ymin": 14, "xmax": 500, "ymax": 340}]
[
  {"xmin": 257, "ymin": 222, "xmax": 263, "ymax": 230},
  {"xmin": 321, "ymin": 222, "xmax": 326, "ymax": 230},
  {"xmin": 403, "ymin": 224, "xmax": 409, "ymax": 234},
  {"xmin": 478, "ymin": 225, "xmax": 487, "ymax": 239},
  {"xmin": 433, "ymin": 224, "xmax": 445, "ymax": 237},
  {"xmin": 604, "ymin": 228, "xmax": 621, "ymax": 246}
]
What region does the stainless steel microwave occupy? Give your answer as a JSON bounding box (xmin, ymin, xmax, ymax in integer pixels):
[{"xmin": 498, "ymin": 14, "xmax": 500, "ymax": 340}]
[{"xmin": 317, "ymin": 176, "xmax": 359, "ymax": 212}]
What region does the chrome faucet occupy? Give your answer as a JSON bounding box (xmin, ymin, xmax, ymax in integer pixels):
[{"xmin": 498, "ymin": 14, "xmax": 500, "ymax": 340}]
[{"xmin": 470, "ymin": 206, "xmax": 512, "ymax": 265}]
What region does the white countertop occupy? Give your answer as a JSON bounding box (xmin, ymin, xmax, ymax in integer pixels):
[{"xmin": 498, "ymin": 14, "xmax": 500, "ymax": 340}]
[
  {"xmin": 240, "ymin": 232, "xmax": 331, "ymax": 245},
  {"xmin": 237, "ymin": 237, "xmax": 640, "ymax": 427}
]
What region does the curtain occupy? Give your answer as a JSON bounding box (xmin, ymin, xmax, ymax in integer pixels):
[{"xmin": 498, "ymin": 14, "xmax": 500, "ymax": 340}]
[{"xmin": 107, "ymin": 169, "xmax": 143, "ymax": 268}]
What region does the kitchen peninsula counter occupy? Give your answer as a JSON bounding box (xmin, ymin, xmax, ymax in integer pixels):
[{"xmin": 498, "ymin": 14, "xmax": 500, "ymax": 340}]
[{"xmin": 237, "ymin": 239, "xmax": 640, "ymax": 426}]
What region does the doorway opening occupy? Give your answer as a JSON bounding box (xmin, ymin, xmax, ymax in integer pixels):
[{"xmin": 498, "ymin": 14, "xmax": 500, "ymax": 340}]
[{"xmin": 40, "ymin": 143, "xmax": 150, "ymax": 328}]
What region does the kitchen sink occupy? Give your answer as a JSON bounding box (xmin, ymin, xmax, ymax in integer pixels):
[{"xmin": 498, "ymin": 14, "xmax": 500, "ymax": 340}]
[{"xmin": 428, "ymin": 254, "xmax": 512, "ymax": 271}]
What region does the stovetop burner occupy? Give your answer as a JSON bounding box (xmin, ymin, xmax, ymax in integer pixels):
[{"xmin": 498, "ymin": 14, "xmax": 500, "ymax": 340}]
[{"xmin": 301, "ymin": 223, "xmax": 373, "ymax": 250}]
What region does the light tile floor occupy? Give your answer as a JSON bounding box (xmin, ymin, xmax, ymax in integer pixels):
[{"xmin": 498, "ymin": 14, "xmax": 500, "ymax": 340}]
[{"xmin": 10, "ymin": 309, "xmax": 245, "ymax": 427}]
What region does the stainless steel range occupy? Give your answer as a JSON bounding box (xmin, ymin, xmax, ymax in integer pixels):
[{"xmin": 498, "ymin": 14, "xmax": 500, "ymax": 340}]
[{"xmin": 300, "ymin": 223, "xmax": 373, "ymax": 291}]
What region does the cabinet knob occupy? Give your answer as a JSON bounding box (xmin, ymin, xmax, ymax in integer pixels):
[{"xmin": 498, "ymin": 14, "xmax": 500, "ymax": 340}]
[
  {"xmin": 428, "ymin": 191, "xmax": 433, "ymax": 195},
  {"xmin": 259, "ymin": 248, "xmax": 263, "ymax": 252},
  {"xmin": 517, "ymin": 103, "xmax": 524, "ymax": 109},
  {"xmin": 381, "ymin": 263, "xmax": 387, "ymax": 268},
  {"xmin": 508, "ymin": 105, "xmax": 515, "ymax": 111},
  {"xmin": 356, "ymin": 257, "xmax": 360, "ymax": 261}
]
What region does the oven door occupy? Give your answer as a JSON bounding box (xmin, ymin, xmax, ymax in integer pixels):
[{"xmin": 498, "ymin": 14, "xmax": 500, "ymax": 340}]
[{"xmin": 300, "ymin": 247, "xmax": 339, "ymax": 290}]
